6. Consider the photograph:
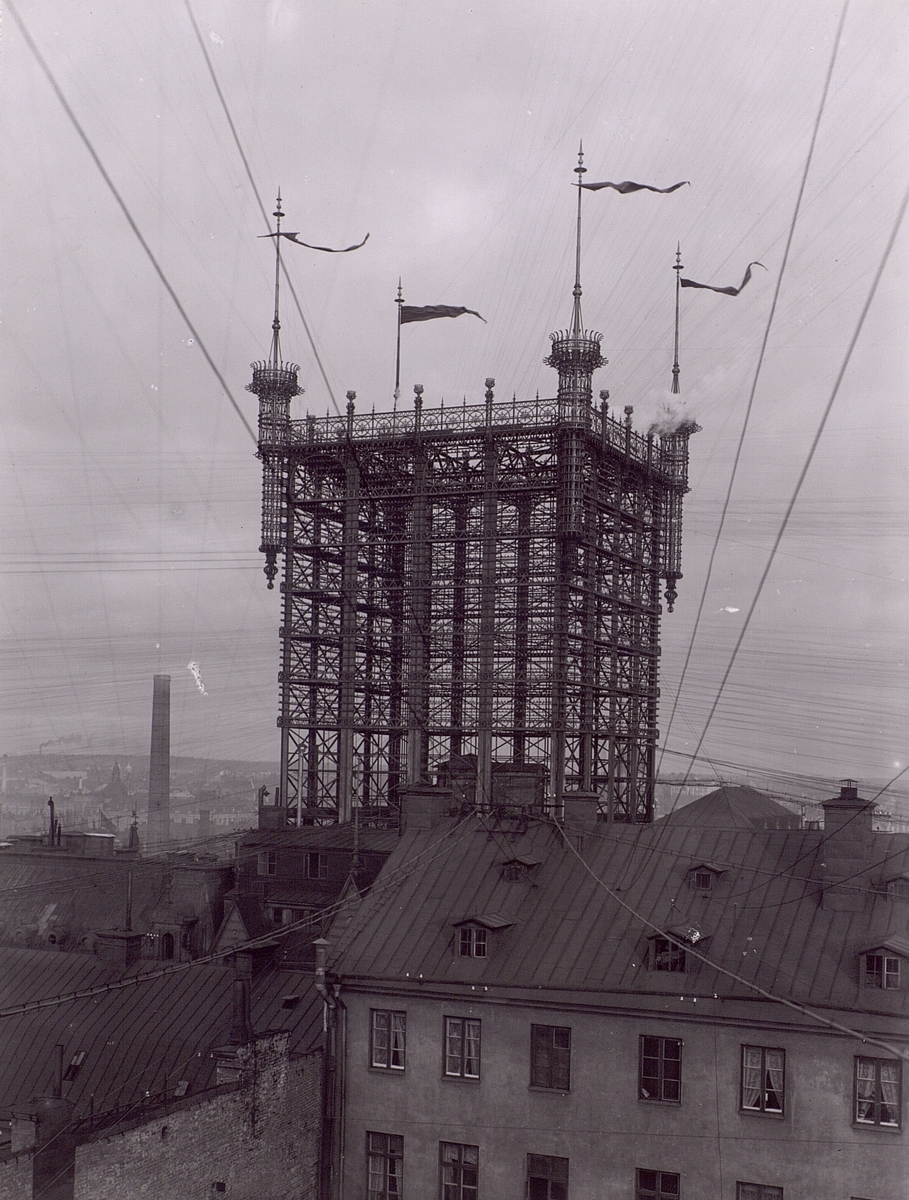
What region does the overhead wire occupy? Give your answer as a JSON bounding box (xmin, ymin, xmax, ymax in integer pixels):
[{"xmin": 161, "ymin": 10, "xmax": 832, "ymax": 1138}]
[{"xmin": 657, "ymin": 0, "xmax": 852, "ymax": 787}]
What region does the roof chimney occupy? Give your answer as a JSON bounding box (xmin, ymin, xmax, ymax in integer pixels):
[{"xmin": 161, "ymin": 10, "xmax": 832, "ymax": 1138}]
[
  {"xmin": 399, "ymin": 783, "xmax": 453, "ymax": 831},
  {"xmin": 820, "ymin": 779, "xmax": 875, "ymax": 912},
  {"xmin": 147, "ymin": 675, "xmax": 171, "ymax": 848}
]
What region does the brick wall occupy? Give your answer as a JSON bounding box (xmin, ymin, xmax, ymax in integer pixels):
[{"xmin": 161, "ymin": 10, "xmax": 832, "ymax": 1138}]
[
  {"xmin": 74, "ymin": 1035, "xmax": 321, "ymax": 1200},
  {"xmin": 0, "ymin": 1150, "xmax": 33, "ymax": 1200}
]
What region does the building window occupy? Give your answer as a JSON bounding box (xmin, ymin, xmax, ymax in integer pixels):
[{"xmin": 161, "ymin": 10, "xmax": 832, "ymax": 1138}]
[
  {"xmin": 440, "ymin": 1141, "xmax": 478, "ymax": 1200},
  {"xmin": 458, "ymin": 925, "xmax": 487, "ymax": 958},
  {"xmin": 740, "ymin": 1046, "xmax": 784, "ymax": 1114},
  {"xmin": 530, "ymin": 1024, "xmax": 571, "ymax": 1090},
  {"xmin": 527, "ymin": 1154, "xmax": 568, "ymax": 1200},
  {"xmin": 367, "ymin": 1131, "xmax": 403, "ymax": 1199},
  {"xmin": 855, "ymin": 1057, "xmax": 901, "ymax": 1127},
  {"xmin": 737, "ymin": 1186, "xmax": 782, "ymax": 1200},
  {"xmin": 257, "ymin": 850, "xmax": 277, "ymax": 876},
  {"xmin": 371, "ymin": 1010, "xmax": 406, "ymax": 1071},
  {"xmin": 304, "ymin": 852, "xmax": 328, "ymax": 879},
  {"xmin": 640, "ymin": 1036, "xmax": 682, "ymax": 1103},
  {"xmin": 636, "ymin": 1169, "xmax": 680, "ymax": 1199},
  {"xmin": 272, "ymin": 906, "xmax": 312, "ymax": 926},
  {"xmin": 864, "ymin": 954, "xmax": 900, "ymax": 989},
  {"xmin": 444, "ymin": 1017, "xmax": 481, "ymax": 1079},
  {"xmin": 651, "ymin": 937, "xmax": 685, "ymax": 972},
  {"xmin": 161, "ymin": 931, "xmax": 175, "ymax": 961}
]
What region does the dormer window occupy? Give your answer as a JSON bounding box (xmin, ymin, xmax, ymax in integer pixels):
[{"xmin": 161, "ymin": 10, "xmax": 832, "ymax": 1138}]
[
  {"xmin": 861, "ymin": 938, "xmax": 909, "ymax": 989},
  {"xmin": 651, "ymin": 936, "xmax": 686, "ymax": 972},
  {"xmin": 459, "ymin": 926, "xmax": 487, "ymax": 958},
  {"xmin": 648, "ymin": 925, "xmax": 706, "ymax": 973},
  {"xmin": 499, "ymin": 854, "xmax": 541, "ymax": 882},
  {"xmin": 454, "ymin": 913, "xmax": 513, "ymax": 957},
  {"xmin": 865, "ymin": 953, "xmax": 900, "ymax": 989},
  {"xmin": 881, "ymin": 875, "xmax": 909, "ymax": 902},
  {"xmin": 686, "ymin": 862, "xmax": 726, "ymax": 892}
]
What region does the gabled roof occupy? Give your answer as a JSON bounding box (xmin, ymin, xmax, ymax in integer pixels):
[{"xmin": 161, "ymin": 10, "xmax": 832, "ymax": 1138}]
[
  {"xmin": 328, "ymin": 811, "xmax": 909, "ymax": 1022},
  {"xmin": 861, "ymin": 935, "xmax": 909, "ymax": 958},
  {"xmin": 0, "ymin": 946, "xmax": 322, "ymax": 1123},
  {"xmin": 656, "ymin": 785, "xmax": 800, "ymax": 829},
  {"xmin": 454, "ymin": 912, "xmax": 513, "ymax": 930},
  {"xmin": 687, "ymin": 861, "xmax": 727, "ymax": 874},
  {"xmin": 211, "ymin": 895, "xmax": 271, "ymax": 952}
]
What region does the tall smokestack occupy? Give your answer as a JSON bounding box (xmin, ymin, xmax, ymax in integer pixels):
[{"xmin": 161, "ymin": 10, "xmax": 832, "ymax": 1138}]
[{"xmin": 148, "ymin": 675, "xmax": 171, "ymax": 847}]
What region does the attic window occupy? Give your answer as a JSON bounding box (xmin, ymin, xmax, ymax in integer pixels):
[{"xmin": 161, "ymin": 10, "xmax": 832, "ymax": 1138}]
[
  {"xmin": 687, "ymin": 863, "xmax": 725, "ymax": 892},
  {"xmin": 651, "ymin": 936, "xmax": 686, "ymax": 973},
  {"xmin": 864, "ymin": 953, "xmax": 900, "ymax": 990},
  {"xmin": 499, "ymin": 855, "xmax": 541, "ymax": 882},
  {"xmin": 459, "ymin": 926, "xmax": 487, "ymax": 958}
]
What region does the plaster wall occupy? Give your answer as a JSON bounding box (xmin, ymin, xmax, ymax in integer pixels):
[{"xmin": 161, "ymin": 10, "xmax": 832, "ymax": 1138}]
[{"xmin": 340, "ymin": 990, "xmax": 908, "ymax": 1200}]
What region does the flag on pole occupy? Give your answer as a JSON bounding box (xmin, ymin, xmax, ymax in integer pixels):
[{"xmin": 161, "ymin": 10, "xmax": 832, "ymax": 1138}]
[
  {"xmin": 580, "ymin": 180, "xmax": 689, "ymax": 194},
  {"xmin": 259, "ymin": 231, "xmax": 370, "ymax": 252},
  {"xmin": 400, "ymin": 305, "xmax": 486, "ymax": 324},
  {"xmin": 680, "ymin": 261, "xmax": 766, "ymax": 296}
]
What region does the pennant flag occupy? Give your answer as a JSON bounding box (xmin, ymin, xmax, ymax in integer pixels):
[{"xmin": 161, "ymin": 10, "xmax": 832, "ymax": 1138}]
[
  {"xmin": 580, "ymin": 179, "xmax": 689, "ymax": 194},
  {"xmin": 400, "ymin": 305, "xmax": 486, "ymax": 324},
  {"xmin": 259, "ymin": 231, "xmax": 370, "ymax": 252},
  {"xmin": 680, "ymin": 261, "xmax": 766, "ymax": 296}
]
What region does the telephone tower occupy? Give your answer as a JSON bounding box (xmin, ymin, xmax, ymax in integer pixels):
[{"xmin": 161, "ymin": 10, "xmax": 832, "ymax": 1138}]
[{"xmin": 249, "ymin": 175, "xmax": 696, "ymax": 824}]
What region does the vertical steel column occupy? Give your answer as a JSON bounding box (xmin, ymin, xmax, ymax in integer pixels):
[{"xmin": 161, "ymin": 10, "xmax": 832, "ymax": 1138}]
[
  {"xmin": 406, "ymin": 389, "xmax": 431, "ymax": 783},
  {"xmin": 336, "ymin": 396, "xmax": 360, "ymax": 823},
  {"xmin": 512, "ymin": 499, "xmax": 531, "ymax": 765},
  {"xmin": 450, "ymin": 495, "xmax": 468, "ymax": 759},
  {"xmin": 476, "ymin": 380, "xmax": 498, "ymax": 810}
]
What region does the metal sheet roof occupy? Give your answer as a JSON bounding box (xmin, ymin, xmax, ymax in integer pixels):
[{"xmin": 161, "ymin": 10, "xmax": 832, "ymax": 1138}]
[
  {"xmin": 0, "ymin": 946, "xmax": 322, "ymax": 1122},
  {"xmin": 328, "ymin": 812, "xmax": 909, "ymax": 1022}
]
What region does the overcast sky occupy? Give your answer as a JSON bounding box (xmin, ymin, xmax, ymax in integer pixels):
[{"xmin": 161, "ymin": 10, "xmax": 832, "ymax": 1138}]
[{"xmin": 1, "ymin": 0, "xmax": 907, "ymax": 800}]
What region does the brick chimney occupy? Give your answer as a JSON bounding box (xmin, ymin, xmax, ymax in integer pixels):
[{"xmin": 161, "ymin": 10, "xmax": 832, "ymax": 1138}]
[
  {"xmin": 94, "ymin": 928, "xmax": 146, "ymax": 969},
  {"xmin": 821, "ymin": 779, "xmax": 875, "ymax": 912},
  {"xmin": 147, "ymin": 675, "xmax": 171, "ymax": 847},
  {"xmin": 562, "ymin": 790, "xmax": 601, "ymax": 832},
  {"xmin": 399, "ymin": 784, "xmax": 453, "ymax": 831}
]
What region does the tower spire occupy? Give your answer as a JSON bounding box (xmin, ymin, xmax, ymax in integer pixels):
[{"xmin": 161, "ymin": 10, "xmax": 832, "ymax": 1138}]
[
  {"xmin": 671, "ymin": 243, "xmax": 683, "ymax": 394},
  {"xmin": 247, "ymin": 191, "xmax": 303, "ymax": 589},
  {"xmin": 269, "ymin": 191, "xmax": 285, "ymax": 369},
  {"xmin": 571, "ymin": 142, "xmax": 586, "ymax": 338},
  {"xmin": 545, "ymin": 145, "xmax": 605, "ymax": 417}
]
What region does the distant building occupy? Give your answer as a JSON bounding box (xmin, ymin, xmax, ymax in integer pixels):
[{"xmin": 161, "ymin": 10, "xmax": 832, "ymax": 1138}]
[
  {"xmin": 320, "ymin": 780, "xmax": 909, "ymax": 1199},
  {"xmin": 0, "ymin": 836, "xmax": 232, "ymax": 961},
  {"xmin": 214, "ymin": 805, "xmax": 398, "ymax": 965}
]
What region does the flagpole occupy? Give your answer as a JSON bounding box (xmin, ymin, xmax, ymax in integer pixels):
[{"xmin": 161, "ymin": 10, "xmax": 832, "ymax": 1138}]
[
  {"xmin": 671, "ymin": 243, "xmax": 683, "ymax": 394},
  {"xmin": 394, "ymin": 278, "xmax": 403, "ymax": 404}
]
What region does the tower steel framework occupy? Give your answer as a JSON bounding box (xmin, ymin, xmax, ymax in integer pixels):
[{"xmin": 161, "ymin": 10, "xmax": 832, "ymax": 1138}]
[{"xmin": 250, "ymin": 181, "xmax": 696, "ymax": 825}]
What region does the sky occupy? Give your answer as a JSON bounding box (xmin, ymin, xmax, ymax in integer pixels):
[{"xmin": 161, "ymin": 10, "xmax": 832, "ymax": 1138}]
[{"xmin": 1, "ymin": 0, "xmax": 907, "ymax": 802}]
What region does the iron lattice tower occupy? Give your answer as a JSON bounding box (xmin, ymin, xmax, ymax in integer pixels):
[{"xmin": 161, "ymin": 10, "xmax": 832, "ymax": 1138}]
[{"xmin": 250, "ymin": 175, "xmax": 696, "ymax": 824}]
